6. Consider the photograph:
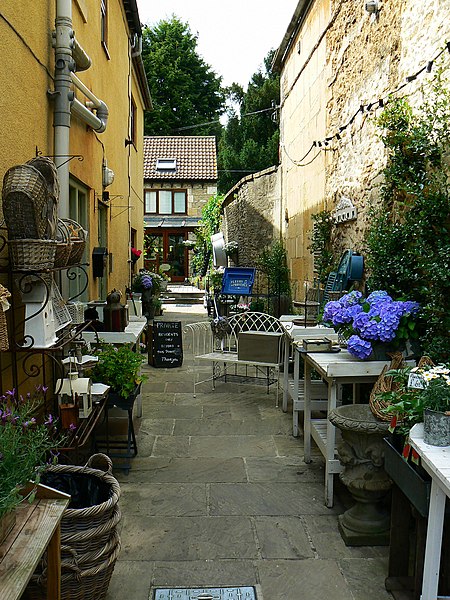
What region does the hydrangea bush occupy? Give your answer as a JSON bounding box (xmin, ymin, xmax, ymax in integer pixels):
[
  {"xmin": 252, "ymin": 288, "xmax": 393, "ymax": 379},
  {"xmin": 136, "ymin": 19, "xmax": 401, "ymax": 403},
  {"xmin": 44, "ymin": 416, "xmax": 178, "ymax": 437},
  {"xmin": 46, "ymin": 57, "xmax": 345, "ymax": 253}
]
[{"xmin": 322, "ymin": 290, "xmax": 420, "ymax": 359}]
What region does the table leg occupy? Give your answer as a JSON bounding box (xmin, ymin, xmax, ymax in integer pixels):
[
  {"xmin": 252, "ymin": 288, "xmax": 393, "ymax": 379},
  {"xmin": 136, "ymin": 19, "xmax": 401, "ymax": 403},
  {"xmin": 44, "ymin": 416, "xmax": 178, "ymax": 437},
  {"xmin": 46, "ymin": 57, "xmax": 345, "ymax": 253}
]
[
  {"xmin": 421, "ymin": 479, "xmax": 446, "ymax": 600},
  {"xmin": 282, "ymin": 336, "xmax": 290, "ymax": 412},
  {"xmin": 304, "ymin": 355, "xmax": 312, "ymax": 463},
  {"xmin": 293, "ymin": 346, "xmax": 300, "ymax": 437},
  {"xmin": 325, "ymin": 378, "xmax": 337, "ymax": 508},
  {"xmin": 46, "ymin": 523, "xmax": 61, "ymax": 600}
]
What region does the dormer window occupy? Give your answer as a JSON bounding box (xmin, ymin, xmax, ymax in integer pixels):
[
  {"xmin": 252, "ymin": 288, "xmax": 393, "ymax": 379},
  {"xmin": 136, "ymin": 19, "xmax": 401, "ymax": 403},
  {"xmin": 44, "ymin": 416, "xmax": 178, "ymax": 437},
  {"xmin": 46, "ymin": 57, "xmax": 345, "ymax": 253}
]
[{"xmin": 156, "ymin": 158, "xmax": 177, "ymax": 172}]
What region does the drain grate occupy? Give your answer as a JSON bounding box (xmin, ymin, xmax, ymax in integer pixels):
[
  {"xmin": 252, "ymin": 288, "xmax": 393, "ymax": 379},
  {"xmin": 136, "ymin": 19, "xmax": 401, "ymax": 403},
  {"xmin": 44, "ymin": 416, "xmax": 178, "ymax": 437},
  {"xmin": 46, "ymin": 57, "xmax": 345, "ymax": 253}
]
[{"xmin": 153, "ymin": 588, "xmax": 257, "ymax": 600}]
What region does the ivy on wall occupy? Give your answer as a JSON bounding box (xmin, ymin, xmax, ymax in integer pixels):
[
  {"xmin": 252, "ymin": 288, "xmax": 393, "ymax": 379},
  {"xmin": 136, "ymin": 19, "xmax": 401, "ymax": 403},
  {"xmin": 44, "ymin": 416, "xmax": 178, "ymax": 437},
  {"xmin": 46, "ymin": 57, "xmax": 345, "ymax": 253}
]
[
  {"xmin": 308, "ymin": 210, "xmax": 335, "ymax": 285},
  {"xmin": 365, "ymin": 66, "xmax": 450, "ymax": 360}
]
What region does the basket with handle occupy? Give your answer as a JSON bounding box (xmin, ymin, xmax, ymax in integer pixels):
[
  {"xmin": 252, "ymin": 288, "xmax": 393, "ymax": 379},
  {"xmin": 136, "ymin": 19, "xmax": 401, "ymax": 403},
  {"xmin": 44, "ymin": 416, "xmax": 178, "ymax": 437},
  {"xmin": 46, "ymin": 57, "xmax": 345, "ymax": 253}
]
[
  {"xmin": 0, "ymin": 284, "xmax": 11, "ymax": 351},
  {"xmin": 2, "ymin": 164, "xmax": 51, "ymax": 239},
  {"xmin": 54, "ymin": 219, "xmax": 72, "ymax": 268},
  {"xmin": 27, "ymin": 453, "xmax": 121, "ymax": 600},
  {"xmin": 63, "ymin": 218, "xmax": 88, "ymax": 266}
]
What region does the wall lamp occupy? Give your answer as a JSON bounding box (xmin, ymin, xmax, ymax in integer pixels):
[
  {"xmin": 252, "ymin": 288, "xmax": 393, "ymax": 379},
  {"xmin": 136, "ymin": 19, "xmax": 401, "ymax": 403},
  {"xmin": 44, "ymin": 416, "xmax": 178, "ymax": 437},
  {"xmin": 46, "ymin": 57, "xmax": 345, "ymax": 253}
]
[{"xmin": 365, "ymin": 0, "xmax": 380, "ymax": 14}]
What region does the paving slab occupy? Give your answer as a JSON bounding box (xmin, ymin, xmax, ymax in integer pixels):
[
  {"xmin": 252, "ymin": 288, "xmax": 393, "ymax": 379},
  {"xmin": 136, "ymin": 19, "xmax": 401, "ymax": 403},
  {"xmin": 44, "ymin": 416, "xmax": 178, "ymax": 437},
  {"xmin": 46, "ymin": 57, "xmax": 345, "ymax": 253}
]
[
  {"xmin": 189, "ymin": 435, "xmax": 278, "ymax": 458},
  {"xmin": 253, "ymin": 516, "xmax": 314, "ymax": 559},
  {"xmin": 149, "ymin": 559, "xmax": 257, "ymax": 589},
  {"xmin": 119, "ymin": 482, "xmax": 207, "ymax": 516},
  {"xmin": 339, "ymin": 557, "xmax": 392, "ymax": 599},
  {"xmin": 245, "ymin": 457, "xmax": 324, "ymax": 483}
]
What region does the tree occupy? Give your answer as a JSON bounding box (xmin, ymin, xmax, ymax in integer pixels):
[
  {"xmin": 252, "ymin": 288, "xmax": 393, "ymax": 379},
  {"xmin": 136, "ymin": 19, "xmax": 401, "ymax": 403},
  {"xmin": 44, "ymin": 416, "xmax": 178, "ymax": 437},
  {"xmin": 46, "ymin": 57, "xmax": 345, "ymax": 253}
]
[
  {"xmin": 142, "ymin": 16, "xmax": 225, "ymax": 136},
  {"xmin": 218, "ymin": 51, "xmax": 280, "ymax": 193}
]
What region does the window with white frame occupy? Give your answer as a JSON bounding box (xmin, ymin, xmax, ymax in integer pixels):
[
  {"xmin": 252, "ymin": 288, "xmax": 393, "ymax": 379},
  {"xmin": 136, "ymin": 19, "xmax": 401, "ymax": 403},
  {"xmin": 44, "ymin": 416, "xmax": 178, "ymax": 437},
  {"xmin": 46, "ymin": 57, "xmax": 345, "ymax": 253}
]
[{"xmin": 144, "ymin": 189, "xmax": 187, "ymax": 215}]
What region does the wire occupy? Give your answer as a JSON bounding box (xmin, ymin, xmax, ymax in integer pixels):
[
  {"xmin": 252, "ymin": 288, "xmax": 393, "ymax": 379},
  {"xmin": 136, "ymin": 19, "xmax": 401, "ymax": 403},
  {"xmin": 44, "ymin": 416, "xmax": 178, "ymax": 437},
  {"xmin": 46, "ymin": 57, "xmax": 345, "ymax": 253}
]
[{"xmin": 172, "ymin": 105, "xmax": 279, "ymax": 132}]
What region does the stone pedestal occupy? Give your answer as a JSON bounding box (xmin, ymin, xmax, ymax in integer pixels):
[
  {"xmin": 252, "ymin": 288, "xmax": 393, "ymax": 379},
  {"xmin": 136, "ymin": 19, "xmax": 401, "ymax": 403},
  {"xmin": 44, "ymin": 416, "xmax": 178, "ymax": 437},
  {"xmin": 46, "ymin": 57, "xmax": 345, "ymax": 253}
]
[{"xmin": 329, "ymin": 404, "xmax": 391, "ymax": 546}]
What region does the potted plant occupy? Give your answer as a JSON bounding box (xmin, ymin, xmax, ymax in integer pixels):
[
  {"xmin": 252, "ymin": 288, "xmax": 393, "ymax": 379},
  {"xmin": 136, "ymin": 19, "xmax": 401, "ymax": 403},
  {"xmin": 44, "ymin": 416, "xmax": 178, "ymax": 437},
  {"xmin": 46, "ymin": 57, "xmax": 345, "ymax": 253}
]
[
  {"xmin": 90, "ymin": 343, "xmax": 147, "ymax": 412},
  {"xmin": 322, "ymin": 290, "xmax": 421, "ymax": 360},
  {"xmin": 130, "ymin": 247, "xmax": 142, "ymax": 264},
  {"xmin": 411, "ymin": 363, "xmax": 450, "ymax": 446},
  {"xmin": 0, "ymin": 387, "xmax": 64, "ymax": 542}
]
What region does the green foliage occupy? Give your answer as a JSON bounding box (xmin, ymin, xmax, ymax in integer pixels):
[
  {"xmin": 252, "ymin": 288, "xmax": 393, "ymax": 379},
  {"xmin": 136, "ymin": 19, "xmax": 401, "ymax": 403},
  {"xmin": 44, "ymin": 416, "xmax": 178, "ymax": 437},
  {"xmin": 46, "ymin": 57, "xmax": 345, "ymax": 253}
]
[
  {"xmin": 420, "ymin": 379, "xmax": 450, "ymax": 413},
  {"xmin": 218, "ymin": 51, "xmax": 280, "ymax": 193},
  {"xmin": 190, "ymin": 194, "xmax": 223, "ymax": 277},
  {"xmin": 308, "ymin": 210, "xmax": 335, "ymax": 284},
  {"xmin": 91, "ymin": 344, "xmax": 147, "ymax": 399},
  {"xmin": 142, "ymin": 17, "xmax": 225, "ymax": 136},
  {"xmin": 257, "ymin": 240, "xmax": 292, "ymax": 314},
  {"xmin": 366, "ymin": 65, "xmax": 450, "ymax": 361},
  {"xmin": 379, "ymin": 367, "xmax": 424, "ymax": 437},
  {"xmin": 0, "ymin": 388, "xmax": 64, "ymax": 518}
]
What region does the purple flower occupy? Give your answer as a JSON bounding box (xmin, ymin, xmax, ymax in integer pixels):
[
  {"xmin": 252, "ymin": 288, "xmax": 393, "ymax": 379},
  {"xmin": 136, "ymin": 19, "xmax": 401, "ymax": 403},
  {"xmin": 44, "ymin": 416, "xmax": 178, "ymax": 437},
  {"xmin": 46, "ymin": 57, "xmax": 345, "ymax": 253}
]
[
  {"xmin": 141, "ymin": 275, "xmax": 153, "ymax": 289},
  {"xmin": 69, "ymin": 423, "xmax": 77, "ymax": 432},
  {"xmin": 347, "ymin": 335, "xmax": 373, "ymax": 360},
  {"xmin": 367, "ymin": 290, "xmax": 392, "ymax": 304},
  {"xmin": 44, "ymin": 414, "xmax": 54, "ymax": 427},
  {"xmin": 340, "ymin": 291, "xmax": 363, "ymax": 307}
]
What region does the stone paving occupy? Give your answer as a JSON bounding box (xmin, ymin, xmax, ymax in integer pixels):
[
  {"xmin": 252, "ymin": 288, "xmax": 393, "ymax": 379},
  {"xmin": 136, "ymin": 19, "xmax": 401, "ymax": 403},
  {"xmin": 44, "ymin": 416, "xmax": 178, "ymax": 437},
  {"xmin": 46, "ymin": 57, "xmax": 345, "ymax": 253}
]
[{"xmin": 106, "ymin": 305, "xmax": 392, "ymax": 600}]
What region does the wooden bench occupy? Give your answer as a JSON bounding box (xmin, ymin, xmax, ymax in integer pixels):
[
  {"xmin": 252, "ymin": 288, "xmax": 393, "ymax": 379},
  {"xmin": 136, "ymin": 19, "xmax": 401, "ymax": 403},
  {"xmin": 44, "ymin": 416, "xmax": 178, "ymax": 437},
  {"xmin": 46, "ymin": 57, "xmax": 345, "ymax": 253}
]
[{"xmin": 183, "ymin": 312, "xmax": 285, "ymax": 405}]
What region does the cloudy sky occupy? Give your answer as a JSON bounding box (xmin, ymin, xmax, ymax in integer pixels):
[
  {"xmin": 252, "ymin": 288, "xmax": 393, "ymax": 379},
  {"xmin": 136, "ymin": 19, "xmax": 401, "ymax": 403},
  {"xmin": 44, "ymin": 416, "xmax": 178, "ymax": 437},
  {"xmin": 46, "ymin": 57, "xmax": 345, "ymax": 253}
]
[{"xmin": 136, "ymin": 1, "xmax": 299, "ymax": 88}]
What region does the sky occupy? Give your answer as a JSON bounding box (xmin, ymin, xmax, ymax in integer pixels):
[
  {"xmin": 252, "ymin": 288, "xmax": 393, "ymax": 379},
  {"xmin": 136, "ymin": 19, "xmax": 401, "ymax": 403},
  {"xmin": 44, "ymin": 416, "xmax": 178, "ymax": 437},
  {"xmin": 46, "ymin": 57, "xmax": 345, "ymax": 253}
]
[{"xmin": 136, "ymin": 1, "xmax": 299, "ymax": 88}]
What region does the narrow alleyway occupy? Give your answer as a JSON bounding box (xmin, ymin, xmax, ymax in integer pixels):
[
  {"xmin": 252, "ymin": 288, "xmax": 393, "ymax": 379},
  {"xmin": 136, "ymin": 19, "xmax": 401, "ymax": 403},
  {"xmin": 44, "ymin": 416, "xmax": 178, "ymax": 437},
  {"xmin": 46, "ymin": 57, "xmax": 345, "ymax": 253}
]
[{"xmin": 106, "ymin": 305, "xmax": 391, "ymax": 600}]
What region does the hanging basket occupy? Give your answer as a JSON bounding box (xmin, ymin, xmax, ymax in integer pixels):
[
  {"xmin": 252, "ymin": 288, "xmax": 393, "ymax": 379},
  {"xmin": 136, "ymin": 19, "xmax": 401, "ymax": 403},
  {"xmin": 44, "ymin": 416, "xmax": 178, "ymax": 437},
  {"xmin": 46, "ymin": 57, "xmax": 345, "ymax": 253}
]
[
  {"xmin": 26, "ymin": 156, "xmax": 59, "ymax": 239},
  {"xmin": 63, "ymin": 218, "xmax": 88, "ymax": 266},
  {"xmin": 2, "ymin": 164, "xmax": 51, "ymax": 239},
  {"xmin": 0, "ymin": 283, "xmax": 11, "ymax": 351},
  {"xmin": 8, "ymin": 239, "xmax": 57, "ymax": 270},
  {"xmin": 27, "ymin": 454, "xmax": 121, "ymax": 600},
  {"xmin": 54, "ymin": 219, "xmax": 72, "ymax": 268}
]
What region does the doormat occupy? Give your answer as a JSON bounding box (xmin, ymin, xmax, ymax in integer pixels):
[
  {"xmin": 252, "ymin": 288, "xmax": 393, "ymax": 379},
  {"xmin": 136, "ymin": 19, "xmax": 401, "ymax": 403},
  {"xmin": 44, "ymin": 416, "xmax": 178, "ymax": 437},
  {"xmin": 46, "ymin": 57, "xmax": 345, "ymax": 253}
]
[{"xmin": 153, "ymin": 587, "xmax": 257, "ymax": 600}]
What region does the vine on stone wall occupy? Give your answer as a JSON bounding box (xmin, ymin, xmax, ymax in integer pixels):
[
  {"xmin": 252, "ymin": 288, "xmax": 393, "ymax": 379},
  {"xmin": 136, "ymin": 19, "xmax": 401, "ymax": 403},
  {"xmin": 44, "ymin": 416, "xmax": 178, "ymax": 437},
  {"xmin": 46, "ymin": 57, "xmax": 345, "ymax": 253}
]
[
  {"xmin": 308, "ymin": 210, "xmax": 335, "ymax": 285},
  {"xmin": 365, "ymin": 65, "xmax": 450, "ymax": 360}
]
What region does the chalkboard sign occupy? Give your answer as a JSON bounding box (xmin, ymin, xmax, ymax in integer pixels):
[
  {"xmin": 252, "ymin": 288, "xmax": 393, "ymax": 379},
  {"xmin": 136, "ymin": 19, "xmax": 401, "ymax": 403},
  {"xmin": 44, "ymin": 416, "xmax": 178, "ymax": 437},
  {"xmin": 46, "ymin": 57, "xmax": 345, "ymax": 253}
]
[{"xmin": 153, "ymin": 321, "xmax": 183, "ymax": 368}]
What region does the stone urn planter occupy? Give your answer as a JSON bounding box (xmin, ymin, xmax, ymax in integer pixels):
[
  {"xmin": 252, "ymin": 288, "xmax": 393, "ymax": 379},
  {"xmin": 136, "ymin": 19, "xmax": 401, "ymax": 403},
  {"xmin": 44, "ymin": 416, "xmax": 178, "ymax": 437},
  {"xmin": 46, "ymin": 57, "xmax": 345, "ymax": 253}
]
[{"xmin": 328, "ymin": 404, "xmax": 391, "ymax": 546}]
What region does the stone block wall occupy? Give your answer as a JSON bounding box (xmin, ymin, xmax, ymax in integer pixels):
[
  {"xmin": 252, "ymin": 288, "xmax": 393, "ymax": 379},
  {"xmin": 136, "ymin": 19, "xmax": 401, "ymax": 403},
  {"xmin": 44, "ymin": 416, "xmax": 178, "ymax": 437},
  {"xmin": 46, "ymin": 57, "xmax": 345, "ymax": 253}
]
[{"xmin": 222, "ymin": 166, "xmax": 281, "ymax": 270}]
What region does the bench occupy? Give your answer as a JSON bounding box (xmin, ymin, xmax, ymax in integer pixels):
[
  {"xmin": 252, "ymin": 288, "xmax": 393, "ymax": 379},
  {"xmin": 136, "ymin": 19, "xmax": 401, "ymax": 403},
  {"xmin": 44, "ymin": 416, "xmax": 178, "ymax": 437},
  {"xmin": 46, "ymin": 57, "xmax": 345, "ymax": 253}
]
[{"xmin": 183, "ymin": 312, "xmax": 286, "ymax": 405}]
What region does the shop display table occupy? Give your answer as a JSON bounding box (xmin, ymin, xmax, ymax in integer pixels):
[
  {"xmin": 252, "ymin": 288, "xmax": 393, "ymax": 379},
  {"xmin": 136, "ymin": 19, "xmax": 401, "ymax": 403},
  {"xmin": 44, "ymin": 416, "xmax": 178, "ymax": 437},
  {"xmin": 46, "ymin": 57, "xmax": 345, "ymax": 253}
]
[
  {"xmin": 302, "ymin": 349, "xmax": 391, "ymax": 507},
  {"xmin": 409, "ymin": 423, "xmax": 450, "ymax": 600},
  {"xmin": 0, "ymin": 484, "xmax": 70, "ymax": 600}
]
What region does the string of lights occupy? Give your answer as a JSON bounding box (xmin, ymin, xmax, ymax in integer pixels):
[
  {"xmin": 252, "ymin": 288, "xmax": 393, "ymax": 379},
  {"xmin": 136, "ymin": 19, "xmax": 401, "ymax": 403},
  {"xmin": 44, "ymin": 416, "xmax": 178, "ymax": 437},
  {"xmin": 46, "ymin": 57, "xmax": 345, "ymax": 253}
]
[{"xmin": 282, "ymin": 41, "xmax": 450, "ymax": 167}]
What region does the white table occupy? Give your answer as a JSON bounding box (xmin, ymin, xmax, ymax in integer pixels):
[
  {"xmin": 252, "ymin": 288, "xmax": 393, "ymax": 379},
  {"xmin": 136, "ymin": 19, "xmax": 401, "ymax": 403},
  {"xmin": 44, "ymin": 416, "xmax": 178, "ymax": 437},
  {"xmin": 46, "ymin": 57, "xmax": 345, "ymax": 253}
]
[
  {"xmin": 280, "ymin": 321, "xmax": 338, "ymax": 435},
  {"xmin": 82, "ymin": 317, "xmax": 147, "ymax": 418},
  {"xmin": 303, "ymin": 349, "xmax": 391, "ymax": 507},
  {"xmin": 409, "ymin": 423, "xmax": 450, "ymax": 600}
]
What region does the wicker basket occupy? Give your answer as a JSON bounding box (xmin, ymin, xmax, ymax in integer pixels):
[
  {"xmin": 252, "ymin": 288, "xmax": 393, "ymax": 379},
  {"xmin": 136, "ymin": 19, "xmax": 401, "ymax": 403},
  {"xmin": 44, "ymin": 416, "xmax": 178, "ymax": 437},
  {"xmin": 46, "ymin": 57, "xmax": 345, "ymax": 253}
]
[
  {"xmin": 27, "ymin": 453, "xmax": 121, "ymax": 600},
  {"xmin": 8, "ymin": 239, "xmax": 56, "ymax": 270},
  {"xmin": 54, "ymin": 219, "xmax": 72, "ymax": 268},
  {"xmin": 0, "ymin": 311, "xmax": 8, "ymax": 351},
  {"xmin": 63, "ymin": 218, "xmax": 87, "ymax": 266},
  {"xmin": 26, "ymin": 157, "xmax": 59, "ymax": 239},
  {"xmin": 370, "ymin": 354, "xmax": 435, "ymax": 421},
  {"xmin": 2, "ymin": 164, "xmax": 50, "ymax": 239}
]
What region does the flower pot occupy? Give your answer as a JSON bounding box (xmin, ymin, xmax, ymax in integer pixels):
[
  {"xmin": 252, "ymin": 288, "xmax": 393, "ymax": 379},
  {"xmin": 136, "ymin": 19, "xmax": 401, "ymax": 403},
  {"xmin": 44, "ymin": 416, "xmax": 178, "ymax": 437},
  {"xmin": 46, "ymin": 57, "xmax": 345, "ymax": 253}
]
[
  {"xmin": 423, "ymin": 408, "xmax": 450, "ymax": 446},
  {"xmin": 0, "ymin": 510, "xmax": 16, "ymax": 545}
]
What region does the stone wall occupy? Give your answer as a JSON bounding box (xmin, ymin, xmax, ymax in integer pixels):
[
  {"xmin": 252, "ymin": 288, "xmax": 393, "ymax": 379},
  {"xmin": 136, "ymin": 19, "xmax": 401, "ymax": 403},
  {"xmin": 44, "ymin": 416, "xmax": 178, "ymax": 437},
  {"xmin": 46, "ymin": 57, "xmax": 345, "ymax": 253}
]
[
  {"xmin": 222, "ymin": 166, "xmax": 281, "ymax": 268},
  {"xmin": 278, "ymin": 0, "xmax": 450, "ymax": 294}
]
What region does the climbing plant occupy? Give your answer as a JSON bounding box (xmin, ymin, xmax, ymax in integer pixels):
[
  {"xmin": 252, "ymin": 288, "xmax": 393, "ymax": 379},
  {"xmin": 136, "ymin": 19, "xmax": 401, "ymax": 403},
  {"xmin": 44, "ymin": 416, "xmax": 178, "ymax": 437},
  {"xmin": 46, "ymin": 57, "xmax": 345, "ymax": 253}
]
[
  {"xmin": 257, "ymin": 240, "xmax": 292, "ymax": 316},
  {"xmin": 191, "ymin": 194, "xmax": 223, "ymax": 277},
  {"xmin": 308, "ymin": 210, "xmax": 335, "ymax": 285},
  {"xmin": 365, "ymin": 63, "xmax": 450, "ymax": 360}
]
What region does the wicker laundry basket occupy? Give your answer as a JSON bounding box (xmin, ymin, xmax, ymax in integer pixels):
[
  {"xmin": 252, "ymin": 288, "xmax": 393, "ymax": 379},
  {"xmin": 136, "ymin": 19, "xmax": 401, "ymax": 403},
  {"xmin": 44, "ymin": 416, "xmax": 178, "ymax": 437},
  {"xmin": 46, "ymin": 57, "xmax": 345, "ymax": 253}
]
[
  {"xmin": 27, "ymin": 454, "xmax": 121, "ymax": 600},
  {"xmin": 54, "ymin": 219, "xmax": 72, "ymax": 268},
  {"xmin": 2, "ymin": 164, "xmax": 50, "ymax": 239},
  {"xmin": 8, "ymin": 239, "xmax": 57, "ymax": 270},
  {"xmin": 63, "ymin": 218, "xmax": 88, "ymax": 266}
]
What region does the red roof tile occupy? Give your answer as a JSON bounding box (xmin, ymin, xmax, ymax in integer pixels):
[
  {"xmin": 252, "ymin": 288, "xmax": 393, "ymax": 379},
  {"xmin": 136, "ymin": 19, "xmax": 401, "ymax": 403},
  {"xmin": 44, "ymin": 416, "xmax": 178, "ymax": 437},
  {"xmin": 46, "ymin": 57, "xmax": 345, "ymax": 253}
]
[{"xmin": 143, "ymin": 136, "xmax": 217, "ymax": 181}]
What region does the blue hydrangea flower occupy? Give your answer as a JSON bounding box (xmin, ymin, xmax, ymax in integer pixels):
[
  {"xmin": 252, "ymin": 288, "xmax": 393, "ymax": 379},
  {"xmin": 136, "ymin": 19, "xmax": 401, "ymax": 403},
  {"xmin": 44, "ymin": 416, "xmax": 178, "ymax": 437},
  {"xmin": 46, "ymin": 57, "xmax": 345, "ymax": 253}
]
[
  {"xmin": 141, "ymin": 275, "xmax": 153, "ymax": 289},
  {"xmin": 367, "ymin": 290, "xmax": 392, "ymax": 304},
  {"xmin": 347, "ymin": 335, "xmax": 373, "ymax": 360}
]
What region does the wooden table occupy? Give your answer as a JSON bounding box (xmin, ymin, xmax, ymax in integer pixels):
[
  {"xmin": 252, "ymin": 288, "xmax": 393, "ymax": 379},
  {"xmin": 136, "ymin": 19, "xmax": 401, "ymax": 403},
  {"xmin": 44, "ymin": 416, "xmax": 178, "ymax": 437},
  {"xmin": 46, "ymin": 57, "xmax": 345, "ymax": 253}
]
[
  {"xmin": 302, "ymin": 349, "xmax": 391, "ymax": 507},
  {"xmin": 0, "ymin": 484, "xmax": 70, "ymax": 600},
  {"xmin": 409, "ymin": 423, "xmax": 450, "ymax": 600}
]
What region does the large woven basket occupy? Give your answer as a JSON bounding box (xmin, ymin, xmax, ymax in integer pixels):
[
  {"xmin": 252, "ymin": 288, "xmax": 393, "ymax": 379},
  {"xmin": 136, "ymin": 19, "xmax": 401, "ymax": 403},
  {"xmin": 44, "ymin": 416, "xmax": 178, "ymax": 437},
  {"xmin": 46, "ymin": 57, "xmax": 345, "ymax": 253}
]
[
  {"xmin": 2, "ymin": 164, "xmax": 50, "ymax": 239},
  {"xmin": 27, "ymin": 454, "xmax": 121, "ymax": 600},
  {"xmin": 8, "ymin": 239, "xmax": 56, "ymax": 270}
]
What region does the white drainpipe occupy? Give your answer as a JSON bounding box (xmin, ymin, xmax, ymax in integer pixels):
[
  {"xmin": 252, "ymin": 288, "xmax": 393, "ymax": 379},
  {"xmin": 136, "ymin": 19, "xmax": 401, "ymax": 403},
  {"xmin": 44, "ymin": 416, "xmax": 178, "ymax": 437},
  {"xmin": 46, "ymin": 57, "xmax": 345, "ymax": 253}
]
[{"xmin": 54, "ymin": 0, "xmax": 108, "ymax": 217}]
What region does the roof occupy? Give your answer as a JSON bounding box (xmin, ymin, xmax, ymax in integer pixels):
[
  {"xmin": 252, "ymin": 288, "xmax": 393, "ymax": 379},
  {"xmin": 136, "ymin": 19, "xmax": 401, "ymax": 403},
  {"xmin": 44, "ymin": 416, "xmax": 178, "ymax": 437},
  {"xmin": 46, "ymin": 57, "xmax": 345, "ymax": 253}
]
[
  {"xmin": 143, "ymin": 136, "xmax": 217, "ymax": 181},
  {"xmin": 272, "ymin": 0, "xmax": 313, "ymax": 72}
]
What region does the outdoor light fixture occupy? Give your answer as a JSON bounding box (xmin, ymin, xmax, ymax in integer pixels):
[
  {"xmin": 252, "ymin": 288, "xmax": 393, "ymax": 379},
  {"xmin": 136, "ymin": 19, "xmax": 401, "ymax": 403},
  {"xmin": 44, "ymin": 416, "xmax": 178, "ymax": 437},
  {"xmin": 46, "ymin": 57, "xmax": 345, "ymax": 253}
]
[{"xmin": 365, "ymin": 0, "xmax": 379, "ymax": 14}]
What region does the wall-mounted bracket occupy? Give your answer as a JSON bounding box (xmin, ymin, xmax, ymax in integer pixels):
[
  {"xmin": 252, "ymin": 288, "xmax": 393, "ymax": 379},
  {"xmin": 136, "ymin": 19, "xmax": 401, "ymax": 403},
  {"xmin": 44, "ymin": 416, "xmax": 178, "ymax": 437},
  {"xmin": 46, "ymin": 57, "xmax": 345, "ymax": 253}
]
[{"xmin": 333, "ymin": 196, "xmax": 358, "ymax": 224}]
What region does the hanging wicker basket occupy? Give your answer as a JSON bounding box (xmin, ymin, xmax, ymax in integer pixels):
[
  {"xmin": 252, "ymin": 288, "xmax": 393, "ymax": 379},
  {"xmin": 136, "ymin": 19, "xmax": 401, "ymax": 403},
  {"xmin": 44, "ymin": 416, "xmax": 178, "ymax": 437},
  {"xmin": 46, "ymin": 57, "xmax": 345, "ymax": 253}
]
[
  {"xmin": 8, "ymin": 239, "xmax": 57, "ymax": 270},
  {"xmin": 54, "ymin": 219, "xmax": 72, "ymax": 268},
  {"xmin": 63, "ymin": 218, "xmax": 88, "ymax": 266},
  {"xmin": 26, "ymin": 156, "xmax": 59, "ymax": 239},
  {"xmin": 0, "ymin": 284, "xmax": 11, "ymax": 351},
  {"xmin": 2, "ymin": 164, "xmax": 50, "ymax": 240},
  {"xmin": 27, "ymin": 454, "xmax": 121, "ymax": 600}
]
